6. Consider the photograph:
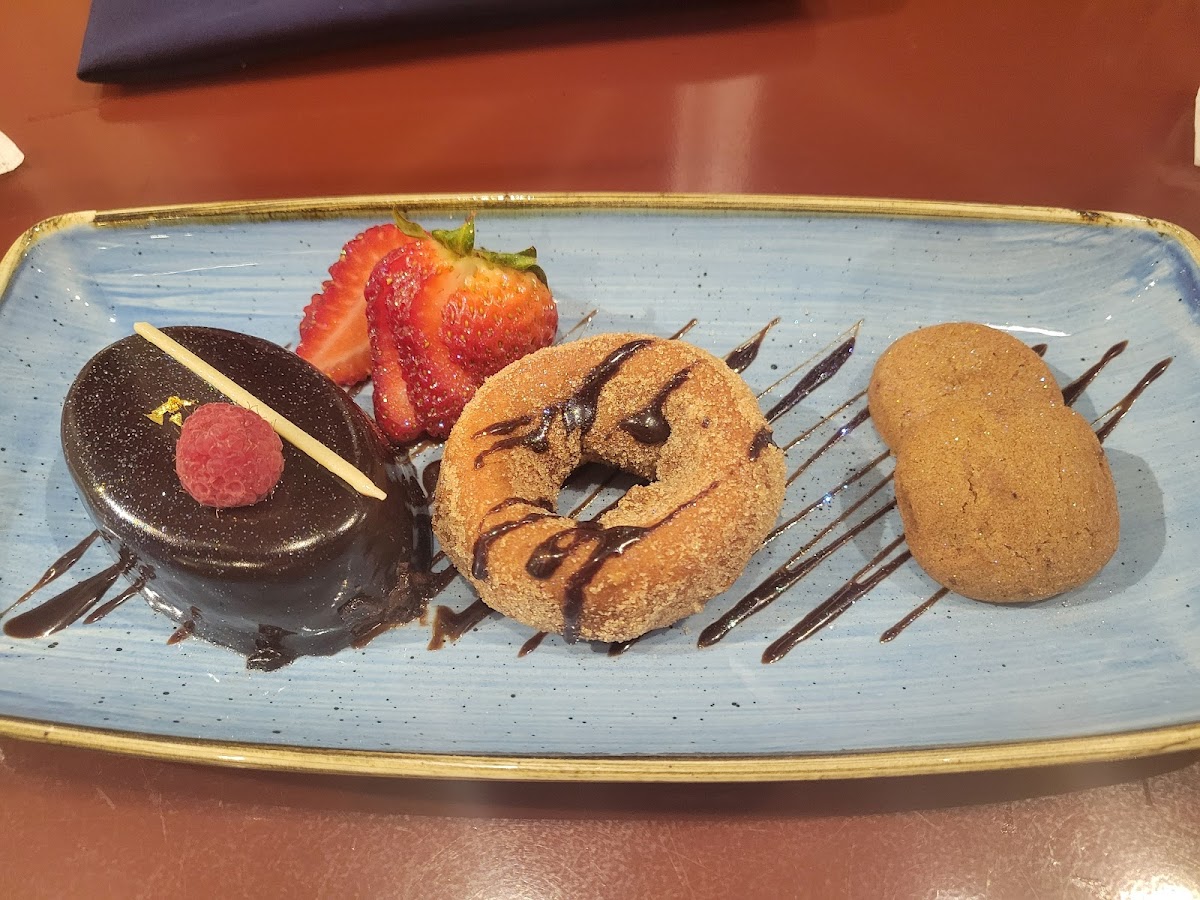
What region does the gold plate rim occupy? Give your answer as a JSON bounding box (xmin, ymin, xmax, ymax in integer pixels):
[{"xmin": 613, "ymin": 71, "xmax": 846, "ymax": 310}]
[{"xmin": 3, "ymin": 713, "xmax": 1200, "ymax": 782}]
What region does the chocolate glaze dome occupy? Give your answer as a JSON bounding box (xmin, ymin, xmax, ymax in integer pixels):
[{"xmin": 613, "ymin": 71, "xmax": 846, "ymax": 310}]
[{"xmin": 60, "ymin": 326, "xmax": 427, "ymax": 669}]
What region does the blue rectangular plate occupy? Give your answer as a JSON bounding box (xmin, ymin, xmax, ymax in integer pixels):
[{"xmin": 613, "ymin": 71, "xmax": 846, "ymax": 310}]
[{"xmin": 1, "ymin": 194, "xmax": 1198, "ymax": 781}]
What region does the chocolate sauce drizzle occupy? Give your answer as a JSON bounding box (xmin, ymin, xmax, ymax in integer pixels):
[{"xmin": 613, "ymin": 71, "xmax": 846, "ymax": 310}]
[
  {"xmin": 474, "ymin": 338, "xmax": 654, "ymax": 470},
  {"xmin": 749, "ymin": 428, "xmax": 774, "ymax": 461},
  {"xmin": 762, "ymin": 538, "xmax": 911, "ymax": 663},
  {"xmin": 785, "ymin": 407, "xmax": 871, "ymax": 487},
  {"xmin": 1061, "ymin": 341, "xmax": 1128, "ymax": 406},
  {"xmin": 764, "ymin": 335, "xmax": 856, "ymax": 423},
  {"xmin": 1093, "ymin": 358, "xmax": 1172, "ymax": 444},
  {"xmin": 527, "ymin": 523, "xmax": 649, "ymax": 644},
  {"xmin": 508, "ymin": 481, "xmax": 721, "ymax": 643},
  {"xmin": 428, "ymin": 599, "xmax": 493, "ymax": 650},
  {"xmin": 84, "ymin": 575, "xmax": 148, "ymax": 625},
  {"xmin": 421, "ymin": 459, "xmax": 442, "ymax": 498},
  {"xmin": 698, "ymin": 493, "xmax": 896, "ymax": 648},
  {"xmin": 619, "ymin": 367, "xmax": 692, "ymax": 445},
  {"xmin": 724, "ymin": 317, "xmax": 780, "ymax": 374},
  {"xmin": 518, "ymin": 630, "xmax": 548, "ymax": 657},
  {"xmin": 607, "ymin": 636, "xmax": 640, "ymax": 656},
  {"xmin": 167, "ymin": 608, "xmax": 201, "ymax": 645},
  {"xmin": 3, "ymin": 552, "xmax": 132, "ymax": 639},
  {"xmin": 763, "ymin": 451, "xmax": 890, "ymax": 549},
  {"xmin": 0, "ymin": 531, "xmax": 99, "ymax": 619},
  {"xmin": 880, "ymin": 587, "xmax": 949, "ymax": 643},
  {"xmin": 669, "ymin": 319, "xmax": 699, "ymax": 340},
  {"xmin": 560, "ymin": 309, "xmax": 599, "ymax": 342},
  {"xmin": 345, "ymin": 564, "xmax": 456, "ymax": 649},
  {"xmin": 473, "ymin": 505, "xmax": 556, "ymax": 579},
  {"xmin": 780, "ymin": 390, "xmax": 868, "ymax": 452}
]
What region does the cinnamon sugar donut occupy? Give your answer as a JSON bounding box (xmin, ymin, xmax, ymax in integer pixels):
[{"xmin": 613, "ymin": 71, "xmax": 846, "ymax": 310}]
[{"xmin": 433, "ymin": 333, "xmax": 787, "ymax": 643}]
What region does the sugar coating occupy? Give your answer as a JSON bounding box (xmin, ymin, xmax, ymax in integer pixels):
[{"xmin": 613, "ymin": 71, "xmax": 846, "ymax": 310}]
[{"xmin": 433, "ymin": 333, "xmax": 788, "ymax": 642}]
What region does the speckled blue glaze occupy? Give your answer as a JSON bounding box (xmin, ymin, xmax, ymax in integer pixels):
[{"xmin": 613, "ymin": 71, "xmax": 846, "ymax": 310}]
[{"xmin": 1, "ymin": 203, "xmax": 1198, "ymax": 760}]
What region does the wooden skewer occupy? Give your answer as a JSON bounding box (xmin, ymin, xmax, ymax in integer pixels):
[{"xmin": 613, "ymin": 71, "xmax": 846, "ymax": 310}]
[{"xmin": 133, "ymin": 322, "xmax": 386, "ymax": 501}]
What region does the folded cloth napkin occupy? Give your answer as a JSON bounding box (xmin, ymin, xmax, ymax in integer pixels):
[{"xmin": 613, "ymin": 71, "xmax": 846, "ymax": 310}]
[{"xmin": 77, "ymin": 0, "xmax": 620, "ymax": 82}]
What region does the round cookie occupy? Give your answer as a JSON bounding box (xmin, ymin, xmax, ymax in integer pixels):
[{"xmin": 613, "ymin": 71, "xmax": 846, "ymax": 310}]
[
  {"xmin": 868, "ymin": 322, "xmax": 1063, "ymax": 450},
  {"xmin": 893, "ymin": 399, "xmax": 1119, "ymax": 603},
  {"xmin": 433, "ymin": 333, "xmax": 787, "ymax": 643}
]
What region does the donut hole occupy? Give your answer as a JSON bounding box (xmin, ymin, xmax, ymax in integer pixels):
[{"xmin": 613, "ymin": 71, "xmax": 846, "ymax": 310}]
[{"xmin": 555, "ymin": 461, "xmax": 651, "ymax": 521}]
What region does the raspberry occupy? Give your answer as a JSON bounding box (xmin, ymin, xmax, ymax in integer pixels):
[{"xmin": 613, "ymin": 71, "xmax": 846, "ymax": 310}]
[{"xmin": 175, "ymin": 403, "xmax": 285, "ymax": 508}]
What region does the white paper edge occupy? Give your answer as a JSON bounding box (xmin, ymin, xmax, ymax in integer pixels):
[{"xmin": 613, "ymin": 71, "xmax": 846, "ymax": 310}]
[{"xmin": 0, "ymin": 130, "xmax": 23, "ymax": 175}]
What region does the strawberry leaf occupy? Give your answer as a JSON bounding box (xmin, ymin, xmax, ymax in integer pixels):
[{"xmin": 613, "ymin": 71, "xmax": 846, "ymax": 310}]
[
  {"xmin": 391, "ymin": 212, "xmax": 431, "ymax": 241},
  {"xmin": 474, "ymin": 246, "xmax": 548, "ymax": 286},
  {"xmin": 431, "ymin": 219, "xmax": 475, "ymax": 256}
]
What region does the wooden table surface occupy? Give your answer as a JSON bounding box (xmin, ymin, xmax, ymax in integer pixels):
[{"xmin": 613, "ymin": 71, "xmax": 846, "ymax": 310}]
[{"xmin": 2, "ymin": 1, "xmax": 1200, "ymax": 897}]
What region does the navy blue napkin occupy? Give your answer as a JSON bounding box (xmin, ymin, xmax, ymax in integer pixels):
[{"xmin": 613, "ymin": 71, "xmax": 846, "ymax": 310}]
[{"xmin": 78, "ymin": 0, "xmax": 611, "ymax": 82}]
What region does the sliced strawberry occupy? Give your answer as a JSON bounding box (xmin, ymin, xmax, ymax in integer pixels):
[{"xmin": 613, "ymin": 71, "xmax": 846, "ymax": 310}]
[
  {"xmin": 363, "ymin": 249, "xmax": 421, "ymax": 442},
  {"xmin": 385, "ymin": 218, "xmax": 556, "ymax": 439},
  {"xmin": 297, "ymin": 223, "xmax": 414, "ymax": 385},
  {"xmin": 441, "ymin": 263, "xmax": 557, "ymax": 378},
  {"xmin": 389, "ymin": 240, "xmax": 479, "ymax": 440}
]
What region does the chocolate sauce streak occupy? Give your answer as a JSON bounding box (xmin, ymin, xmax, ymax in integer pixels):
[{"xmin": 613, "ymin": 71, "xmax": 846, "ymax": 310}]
[
  {"xmin": 765, "ymin": 336, "xmax": 855, "ymax": 423},
  {"xmin": 749, "ymin": 427, "xmax": 775, "ymax": 461},
  {"xmin": 1, "ymin": 530, "xmax": 100, "ymax": 618},
  {"xmin": 724, "ymin": 317, "xmax": 780, "ymax": 374},
  {"xmin": 764, "ymin": 451, "xmax": 890, "ymax": 548},
  {"xmin": 698, "ymin": 494, "xmax": 896, "ymax": 648},
  {"xmin": 781, "ymin": 390, "xmax": 868, "ymax": 452},
  {"xmin": 786, "ymin": 407, "xmax": 871, "ymax": 487},
  {"xmin": 1061, "ymin": 340, "xmax": 1128, "ymax": 406},
  {"xmin": 428, "ymin": 599, "xmax": 493, "ymax": 650},
  {"xmin": 4, "ymin": 555, "xmax": 130, "ymax": 639},
  {"xmin": 669, "ymin": 319, "xmax": 699, "ymax": 340},
  {"xmin": 83, "ymin": 575, "xmax": 147, "ymax": 625},
  {"xmin": 345, "ymin": 563, "xmax": 456, "ymax": 649},
  {"xmin": 559, "ymin": 309, "xmax": 599, "ymax": 343},
  {"xmin": 421, "ymin": 459, "xmax": 442, "ymax": 499},
  {"xmin": 528, "ymin": 482, "xmax": 720, "ymax": 643},
  {"xmin": 1031, "ymin": 343, "xmax": 1049, "ymax": 357},
  {"xmin": 474, "ymin": 338, "xmax": 654, "ymax": 469},
  {"xmin": 167, "ymin": 617, "xmax": 197, "ymax": 645},
  {"xmin": 473, "ymin": 510, "xmax": 557, "ymax": 579},
  {"xmin": 528, "ymin": 524, "xmax": 650, "ymax": 644},
  {"xmin": 619, "ymin": 367, "xmax": 692, "ymax": 445},
  {"xmin": 518, "ymin": 631, "xmax": 548, "ymax": 657},
  {"xmin": 1094, "ymin": 358, "xmax": 1172, "ymax": 444},
  {"xmin": 880, "ymin": 587, "xmax": 949, "ymax": 643},
  {"xmin": 763, "ymin": 539, "xmax": 911, "ymax": 663},
  {"xmin": 565, "ymin": 473, "xmax": 621, "ymax": 521},
  {"xmin": 607, "ymin": 637, "xmax": 640, "ymax": 656}
]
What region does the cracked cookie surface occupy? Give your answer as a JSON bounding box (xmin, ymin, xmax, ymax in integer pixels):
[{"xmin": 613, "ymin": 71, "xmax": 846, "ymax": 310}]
[{"xmin": 892, "ymin": 398, "xmax": 1119, "ymax": 603}]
